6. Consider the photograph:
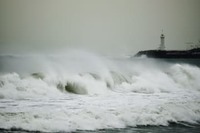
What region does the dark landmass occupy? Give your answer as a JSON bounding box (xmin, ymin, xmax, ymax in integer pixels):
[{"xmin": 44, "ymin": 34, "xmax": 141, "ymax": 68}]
[{"xmin": 135, "ymin": 48, "xmax": 200, "ymax": 59}]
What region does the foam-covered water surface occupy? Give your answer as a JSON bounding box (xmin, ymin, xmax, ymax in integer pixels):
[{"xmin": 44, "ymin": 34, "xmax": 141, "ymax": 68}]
[{"xmin": 0, "ymin": 51, "xmax": 200, "ymax": 132}]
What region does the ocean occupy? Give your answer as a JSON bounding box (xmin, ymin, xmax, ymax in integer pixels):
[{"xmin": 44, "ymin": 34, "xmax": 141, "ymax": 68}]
[{"xmin": 0, "ymin": 50, "xmax": 200, "ymax": 133}]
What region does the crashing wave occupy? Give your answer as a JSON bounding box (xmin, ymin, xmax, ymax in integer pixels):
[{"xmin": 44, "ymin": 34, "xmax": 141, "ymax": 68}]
[{"xmin": 0, "ymin": 52, "xmax": 200, "ymax": 132}]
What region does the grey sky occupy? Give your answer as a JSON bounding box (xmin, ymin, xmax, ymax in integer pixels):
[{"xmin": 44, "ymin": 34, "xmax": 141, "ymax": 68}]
[{"xmin": 0, "ymin": 0, "xmax": 200, "ymax": 55}]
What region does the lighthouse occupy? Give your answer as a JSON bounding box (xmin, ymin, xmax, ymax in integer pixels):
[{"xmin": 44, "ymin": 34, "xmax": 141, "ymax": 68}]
[{"xmin": 159, "ymin": 32, "xmax": 165, "ymax": 50}]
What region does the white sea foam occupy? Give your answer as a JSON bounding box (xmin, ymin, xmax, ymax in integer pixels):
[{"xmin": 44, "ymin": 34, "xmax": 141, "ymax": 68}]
[{"xmin": 0, "ymin": 51, "xmax": 200, "ymax": 132}]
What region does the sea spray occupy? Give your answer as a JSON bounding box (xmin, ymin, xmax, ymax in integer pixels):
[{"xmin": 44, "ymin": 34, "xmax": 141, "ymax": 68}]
[{"xmin": 0, "ymin": 50, "xmax": 200, "ymax": 132}]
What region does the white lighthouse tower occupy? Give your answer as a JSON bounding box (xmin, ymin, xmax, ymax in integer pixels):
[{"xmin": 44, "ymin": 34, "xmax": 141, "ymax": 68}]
[{"xmin": 159, "ymin": 31, "xmax": 165, "ymax": 50}]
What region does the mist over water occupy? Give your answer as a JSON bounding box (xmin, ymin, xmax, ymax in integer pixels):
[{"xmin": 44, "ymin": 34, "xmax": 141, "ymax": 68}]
[{"xmin": 0, "ymin": 50, "xmax": 200, "ymax": 132}]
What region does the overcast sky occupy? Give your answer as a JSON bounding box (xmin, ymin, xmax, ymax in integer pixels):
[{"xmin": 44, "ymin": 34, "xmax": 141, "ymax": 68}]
[{"xmin": 0, "ymin": 0, "xmax": 200, "ymax": 55}]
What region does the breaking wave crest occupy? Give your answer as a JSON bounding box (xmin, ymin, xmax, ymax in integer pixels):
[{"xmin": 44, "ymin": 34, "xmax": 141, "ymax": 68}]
[
  {"xmin": 0, "ymin": 51, "xmax": 200, "ymax": 132},
  {"xmin": 1, "ymin": 52, "xmax": 200, "ymax": 97}
]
